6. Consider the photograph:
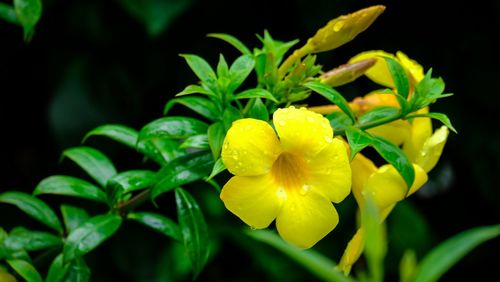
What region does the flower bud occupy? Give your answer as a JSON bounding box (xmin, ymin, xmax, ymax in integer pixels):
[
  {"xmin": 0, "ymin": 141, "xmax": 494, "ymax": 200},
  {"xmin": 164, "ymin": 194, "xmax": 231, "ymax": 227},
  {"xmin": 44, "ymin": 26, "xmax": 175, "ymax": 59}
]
[{"xmin": 320, "ymin": 58, "xmax": 376, "ymax": 86}]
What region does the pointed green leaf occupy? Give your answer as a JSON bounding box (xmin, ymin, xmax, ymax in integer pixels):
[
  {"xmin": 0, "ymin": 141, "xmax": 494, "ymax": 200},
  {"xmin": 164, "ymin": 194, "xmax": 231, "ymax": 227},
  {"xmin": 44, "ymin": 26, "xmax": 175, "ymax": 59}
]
[
  {"xmin": 181, "ymin": 134, "xmax": 209, "ymax": 150},
  {"xmin": 304, "ymin": 81, "xmax": 355, "ymax": 122},
  {"xmin": 216, "ymin": 54, "xmax": 230, "ymax": 80},
  {"xmin": 247, "ymin": 229, "xmax": 354, "ymax": 282},
  {"xmin": 413, "ymin": 224, "xmax": 500, "ymax": 282},
  {"xmin": 46, "ymin": 254, "xmax": 70, "ymax": 282},
  {"xmin": 221, "ymin": 105, "xmax": 242, "ymax": 131},
  {"xmin": 207, "ymin": 122, "xmax": 225, "ymax": 160},
  {"xmin": 0, "ymin": 3, "xmax": 19, "ymax": 24},
  {"xmin": 399, "ymin": 250, "xmax": 417, "ymax": 282},
  {"xmin": 247, "ymin": 98, "xmax": 269, "ymax": 121},
  {"xmin": 345, "ymin": 126, "xmax": 373, "ymax": 160},
  {"xmin": 0, "ymin": 192, "xmax": 62, "ymax": 233},
  {"xmin": 164, "ymin": 96, "xmax": 220, "ymax": 121},
  {"xmin": 175, "ymin": 84, "xmax": 215, "ymax": 97},
  {"xmin": 63, "ymin": 257, "xmax": 90, "ymax": 282},
  {"xmin": 326, "ymin": 111, "xmax": 353, "ymax": 132},
  {"xmin": 138, "ymin": 117, "xmax": 208, "ymax": 142},
  {"xmin": 106, "ymin": 170, "xmax": 156, "ymax": 197},
  {"xmin": 175, "ymin": 188, "xmax": 209, "ymax": 279},
  {"xmin": 181, "ymin": 54, "xmax": 218, "ymax": 92},
  {"xmin": 83, "ymin": 124, "xmax": 138, "ymax": 149},
  {"xmin": 235, "ymin": 88, "xmax": 278, "ymax": 103},
  {"xmin": 3, "ymin": 227, "xmax": 61, "ymax": 252},
  {"xmin": 406, "ymin": 112, "xmax": 457, "ymax": 133},
  {"xmin": 228, "ymin": 54, "xmax": 255, "ymax": 93},
  {"xmin": 60, "ymin": 205, "xmax": 89, "ymax": 235},
  {"xmin": 14, "ymin": 0, "xmax": 42, "ymax": 40},
  {"xmin": 358, "ymin": 106, "xmax": 400, "ymax": 126},
  {"xmin": 34, "ymin": 176, "xmax": 107, "ymax": 203},
  {"xmin": 206, "ymin": 158, "xmax": 226, "ymax": 180},
  {"xmin": 6, "ymin": 259, "xmax": 42, "ymax": 282},
  {"xmin": 138, "ymin": 138, "xmax": 186, "ymax": 166},
  {"xmin": 151, "ymin": 152, "xmax": 213, "ymax": 200},
  {"xmin": 128, "ymin": 212, "xmax": 182, "ymax": 241},
  {"xmin": 207, "ymin": 33, "xmax": 252, "ymax": 55},
  {"xmin": 385, "ymin": 57, "xmax": 410, "ymax": 99},
  {"xmin": 62, "ymin": 147, "xmax": 117, "ymax": 187},
  {"xmin": 410, "ymin": 69, "xmax": 448, "ymax": 111},
  {"xmin": 371, "ymin": 136, "xmax": 415, "ymax": 188},
  {"xmin": 63, "ymin": 214, "xmax": 122, "ymax": 262}
]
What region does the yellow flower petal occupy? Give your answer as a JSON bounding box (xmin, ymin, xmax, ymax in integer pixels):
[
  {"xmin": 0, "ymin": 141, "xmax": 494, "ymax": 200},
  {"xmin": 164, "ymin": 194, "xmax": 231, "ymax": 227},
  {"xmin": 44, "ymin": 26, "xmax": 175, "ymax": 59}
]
[
  {"xmin": 415, "ymin": 126, "xmax": 449, "ymax": 173},
  {"xmin": 403, "ymin": 108, "xmax": 432, "ymax": 162},
  {"xmin": 363, "ymin": 164, "xmax": 428, "ymax": 210},
  {"xmin": 307, "ymin": 138, "xmax": 351, "ymax": 203},
  {"xmin": 220, "ymin": 174, "xmax": 282, "ymax": 229},
  {"xmin": 273, "ymin": 107, "xmax": 333, "ymax": 157},
  {"xmin": 338, "ymin": 228, "xmax": 365, "ymax": 275},
  {"xmin": 276, "ymin": 190, "xmax": 339, "ymax": 248},
  {"xmin": 349, "ymin": 50, "xmax": 396, "ymax": 88},
  {"xmin": 351, "ymin": 154, "xmax": 378, "ymax": 208},
  {"xmin": 222, "ymin": 119, "xmax": 281, "ymax": 176},
  {"xmin": 396, "ymin": 51, "xmax": 424, "ymax": 83},
  {"xmin": 366, "ymin": 120, "xmax": 412, "ymax": 146}
]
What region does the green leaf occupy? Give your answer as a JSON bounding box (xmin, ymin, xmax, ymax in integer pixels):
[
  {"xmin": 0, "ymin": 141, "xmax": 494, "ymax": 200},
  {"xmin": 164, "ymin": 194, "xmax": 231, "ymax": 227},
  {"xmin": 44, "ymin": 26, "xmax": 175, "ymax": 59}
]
[
  {"xmin": 164, "ymin": 96, "xmax": 220, "ymax": 121},
  {"xmin": 399, "ymin": 250, "xmax": 417, "ymax": 282},
  {"xmin": 106, "ymin": 170, "xmax": 156, "ymax": 202},
  {"xmin": 247, "ymin": 98, "xmax": 269, "ymax": 121},
  {"xmin": 358, "ymin": 106, "xmax": 400, "ymax": 126},
  {"xmin": 304, "ymin": 81, "xmax": 355, "ymax": 123},
  {"xmin": 0, "ymin": 192, "xmax": 63, "ymax": 233},
  {"xmin": 6, "ymin": 259, "xmax": 42, "ymax": 282},
  {"xmin": 247, "ymin": 229, "xmax": 354, "ymax": 282},
  {"xmin": 119, "ymin": 0, "xmax": 192, "ymax": 37},
  {"xmin": 34, "ymin": 176, "xmax": 107, "ymax": 203},
  {"xmin": 175, "ymin": 188, "xmax": 210, "ymax": 279},
  {"xmin": 413, "ymin": 224, "xmax": 500, "ymax": 282},
  {"xmin": 221, "ymin": 105, "xmax": 242, "ymax": 131},
  {"xmin": 62, "ymin": 147, "xmax": 117, "ymax": 187},
  {"xmin": 362, "ymin": 196, "xmax": 387, "ymax": 282},
  {"xmin": 63, "ymin": 214, "xmax": 122, "ymax": 262},
  {"xmin": 0, "ymin": 3, "xmax": 19, "ymax": 24},
  {"xmin": 63, "ymin": 257, "xmax": 90, "ymax": 282},
  {"xmin": 180, "ymin": 134, "xmax": 209, "ymax": 150},
  {"xmin": 151, "ymin": 152, "xmax": 213, "ymax": 200},
  {"xmin": 83, "ymin": 124, "xmax": 139, "ymax": 149},
  {"xmin": 371, "ymin": 136, "xmax": 415, "ymax": 188},
  {"xmin": 60, "ymin": 205, "xmax": 89, "ymax": 235},
  {"xmin": 326, "ymin": 111, "xmax": 353, "ymax": 132},
  {"xmin": 207, "ymin": 122, "xmax": 225, "ymax": 160},
  {"xmin": 228, "ymin": 55, "xmax": 255, "ymax": 93},
  {"xmin": 138, "ymin": 139, "xmax": 186, "ymax": 166},
  {"xmin": 181, "ymin": 54, "xmax": 218, "ymax": 92},
  {"xmin": 207, "ymin": 33, "xmax": 252, "ymax": 55},
  {"xmin": 128, "ymin": 212, "xmax": 182, "ymax": 241},
  {"xmin": 3, "ymin": 227, "xmax": 61, "ymax": 252},
  {"xmin": 206, "ymin": 158, "xmax": 226, "ymax": 180},
  {"xmin": 216, "ymin": 54, "xmax": 230, "ymax": 80},
  {"xmin": 13, "ymin": 0, "xmax": 42, "ymax": 40},
  {"xmin": 406, "ymin": 112, "xmax": 457, "ymax": 133},
  {"xmin": 138, "ymin": 117, "xmax": 209, "ymax": 142},
  {"xmin": 46, "ymin": 254, "xmax": 70, "ymax": 282},
  {"xmin": 175, "ymin": 84, "xmax": 215, "ymax": 97},
  {"xmin": 385, "ymin": 57, "xmax": 410, "ymax": 99},
  {"xmin": 410, "ymin": 69, "xmax": 448, "ymax": 111},
  {"xmin": 235, "ymin": 88, "xmax": 279, "ymax": 103},
  {"xmin": 345, "ymin": 126, "xmax": 373, "ymax": 160}
]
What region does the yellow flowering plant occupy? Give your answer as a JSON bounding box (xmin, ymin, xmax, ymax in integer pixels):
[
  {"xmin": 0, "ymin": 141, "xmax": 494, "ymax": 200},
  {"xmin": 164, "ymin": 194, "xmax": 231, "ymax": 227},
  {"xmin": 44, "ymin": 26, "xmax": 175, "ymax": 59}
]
[{"xmin": 1, "ymin": 4, "xmax": 500, "ymax": 282}]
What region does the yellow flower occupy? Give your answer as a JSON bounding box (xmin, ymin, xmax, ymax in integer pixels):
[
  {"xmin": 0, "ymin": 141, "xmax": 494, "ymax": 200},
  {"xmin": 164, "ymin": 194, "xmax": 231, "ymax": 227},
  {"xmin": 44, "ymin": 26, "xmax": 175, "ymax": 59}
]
[{"xmin": 220, "ymin": 107, "xmax": 351, "ymax": 248}]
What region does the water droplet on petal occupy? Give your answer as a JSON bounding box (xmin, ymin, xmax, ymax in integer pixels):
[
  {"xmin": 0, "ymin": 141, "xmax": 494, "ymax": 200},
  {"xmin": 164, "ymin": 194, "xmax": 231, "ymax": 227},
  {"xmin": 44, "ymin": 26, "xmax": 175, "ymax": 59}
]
[
  {"xmin": 300, "ymin": 185, "xmax": 311, "ymax": 196},
  {"xmin": 324, "ymin": 136, "xmax": 333, "ymax": 143},
  {"xmin": 307, "ymin": 116, "xmax": 315, "ymax": 123},
  {"xmin": 278, "ymin": 120, "xmax": 286, "ymax": 126},
  {"xmin": 333, "ymin": 21, "xmax": 345, "ymax": 32}
]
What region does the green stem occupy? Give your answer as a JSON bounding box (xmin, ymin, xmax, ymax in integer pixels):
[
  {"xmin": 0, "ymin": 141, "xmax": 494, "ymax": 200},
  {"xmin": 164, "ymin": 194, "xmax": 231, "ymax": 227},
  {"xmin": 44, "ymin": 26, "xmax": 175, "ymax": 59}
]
[
  {"xmin": 115, "ymin": 189, "xmax": 151, "ymax": 216},
  {"xmin": 335, "ymin": 113, "xmax": 404, "ymax": 137}
]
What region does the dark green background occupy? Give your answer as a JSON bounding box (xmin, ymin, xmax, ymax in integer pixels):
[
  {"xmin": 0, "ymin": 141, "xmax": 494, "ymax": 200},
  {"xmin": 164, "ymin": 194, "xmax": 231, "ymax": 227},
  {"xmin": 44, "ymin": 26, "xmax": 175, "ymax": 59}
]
[{"xmin": 1, "ymin": 0, "xmax": 499, "ymax": 281}]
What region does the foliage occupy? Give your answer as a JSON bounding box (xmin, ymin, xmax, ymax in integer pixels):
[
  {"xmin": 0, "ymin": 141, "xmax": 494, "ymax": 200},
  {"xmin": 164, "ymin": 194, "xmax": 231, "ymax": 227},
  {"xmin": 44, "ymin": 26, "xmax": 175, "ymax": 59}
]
[{"xmin": 1, "ymin": 3, "xmax": 498, "ymax": 282}]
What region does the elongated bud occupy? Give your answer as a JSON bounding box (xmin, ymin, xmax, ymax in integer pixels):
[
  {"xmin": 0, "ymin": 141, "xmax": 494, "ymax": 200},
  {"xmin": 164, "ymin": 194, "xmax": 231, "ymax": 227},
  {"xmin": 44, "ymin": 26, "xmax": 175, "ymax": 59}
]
[
  {"xmin": 306, "ymin": 5, "xmax": 386, "ymax": 53},
  {"xmin": 320, "ymin": 58, "xmax": 376, "ymax": 86}
]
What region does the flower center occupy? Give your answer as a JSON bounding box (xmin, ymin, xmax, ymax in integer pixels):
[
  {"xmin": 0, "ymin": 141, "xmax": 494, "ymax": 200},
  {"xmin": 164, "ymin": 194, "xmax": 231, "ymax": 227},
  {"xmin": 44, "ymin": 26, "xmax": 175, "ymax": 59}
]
[{"xmin": 271, "ymin": 152, "xmax": 308, "ymax": 191}]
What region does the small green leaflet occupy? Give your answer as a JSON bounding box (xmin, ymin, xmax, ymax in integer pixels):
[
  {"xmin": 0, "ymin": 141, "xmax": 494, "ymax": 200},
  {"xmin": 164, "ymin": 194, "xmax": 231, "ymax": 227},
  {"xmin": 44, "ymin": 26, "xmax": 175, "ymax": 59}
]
[
  {"xmin": 207, "ymin": 33, "xmax": 252, "ymax": 55},
  {"xmin": 175, "ymin": 84, "xmax": 215, "ymax": 97},
  {"xmin": 14, "ymin": 0, "xmax": 42, "ymax": 40},
  {"xmin": 371, "ymin": 136, "xmax": 415, "ymax": 188},
  {"xmin": 206, "ymin": 158, "xmax": 226, "ymax": 180},
  {"xmin": 358, "ymin": 106, "xmax": 400, "ymax": 127},
  {"xmin": 228, "ymin": 55, "xmax": 255, "ymax": 93},
  {"xmin": 6, "ymin": 259, "xmax": 43, "ymax": 282},
  {"xmin": 62, "ymin": 146, "xmax": 117, "ymax": 187},
  {"xmin": 46, "ymin": 254, "xmax": 70, "ymax": 282},
  {"xmin": 138, "ymin": 116, "xmax": 208, "ymax": 142},
  {"xmin": 235, "ymin": 88, "xmax": 279, "ymax": 103},
  {"xmin": 181, "ymin": 134, "xmax": 209, "ymax": 150},
  {"xmin": 181, "ymin": 54, "xmax": 218, "ymax": 93},
  {"xmin": 0, "ymin": 3, "xmax": 19, "ymax": 24},
  {"xmin": 345, "ymin": 126, "xmax": 373, "ymax": 160},
  {"xmin": 60, "ymin": 205, "xmax": 90, "ymax": 235},
  {"xmin": 3, "ymin": 227, "xmax": 62, "ymax": 252},
  {"xmin": 34, "ymin": 175, "xmax": 107, "ymax": 203},
  {"xmin": 83, "ymin": 124, "xmax": 139, "ymax": 149},
  {"xmin": 175, "ymin": 188, "xmax": 210, "ymax": 279},
  {"xmin": 207, "ymin": 122, "xmax": 225, "ymax": 160},
  {"xmin": 164, "ymin": 96, "xmax": 220, "ymax": 121},
  {"xmin": 304, "ymin": 81, "xmax": 356, "ymax": 123},
  {"xmin": 385, "ymin": 57, "xmax": 410, "ymax": 99},
  {"xmin": 247, "ymin": 98, "xmax": 269, "ymax": 121},
  {"xmin": 406, "ymin": 112, "xmax": 457, "ymax": 133},
  {"xmin": 128, "ymin": 212, "xmax": 182, "ymax": 241}
]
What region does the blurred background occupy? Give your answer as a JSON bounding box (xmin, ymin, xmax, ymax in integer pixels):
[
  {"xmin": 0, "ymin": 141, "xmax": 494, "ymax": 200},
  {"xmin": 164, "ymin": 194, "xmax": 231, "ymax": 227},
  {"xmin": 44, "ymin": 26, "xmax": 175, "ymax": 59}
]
[{"xmin": 1, "ymin": 0, "xmax": 499, "ymax": 281}]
